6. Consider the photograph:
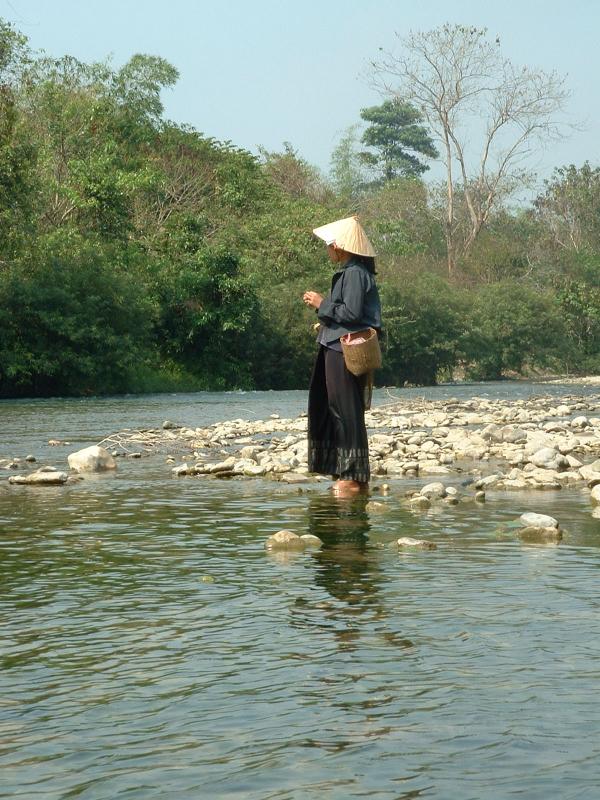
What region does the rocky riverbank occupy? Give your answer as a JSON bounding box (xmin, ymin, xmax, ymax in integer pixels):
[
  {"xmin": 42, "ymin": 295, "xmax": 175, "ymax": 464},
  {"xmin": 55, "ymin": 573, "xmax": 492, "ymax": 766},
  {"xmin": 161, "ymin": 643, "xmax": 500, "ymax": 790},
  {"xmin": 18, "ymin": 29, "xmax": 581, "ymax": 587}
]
[
  {"xmin": 4, "ymin": 393, "xmax": 600, "ymax": 510},
  {"xmin": 151, "ymin": 393, "xmax": 600, "ymax": 494}
]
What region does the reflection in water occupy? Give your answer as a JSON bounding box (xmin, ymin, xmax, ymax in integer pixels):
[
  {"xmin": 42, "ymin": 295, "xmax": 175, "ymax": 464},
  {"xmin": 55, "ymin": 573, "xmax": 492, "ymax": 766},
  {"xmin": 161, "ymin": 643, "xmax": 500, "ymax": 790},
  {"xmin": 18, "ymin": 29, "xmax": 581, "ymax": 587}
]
[
  {"xmin": 293, "ymin": 493, "xmax": 414, "ymax": 653},
  {"xmin": 308, "ymin": 493, "xmax": 374, "ymax": 605}
]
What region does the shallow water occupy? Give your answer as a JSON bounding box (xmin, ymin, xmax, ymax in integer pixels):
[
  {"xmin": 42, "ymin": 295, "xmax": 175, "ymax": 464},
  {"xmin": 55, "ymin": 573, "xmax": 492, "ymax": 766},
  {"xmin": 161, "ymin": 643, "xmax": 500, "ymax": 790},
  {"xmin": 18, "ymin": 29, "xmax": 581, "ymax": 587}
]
[{"xmin": 2, "ymin": 385, "xmax": 600, "ymax": 799}]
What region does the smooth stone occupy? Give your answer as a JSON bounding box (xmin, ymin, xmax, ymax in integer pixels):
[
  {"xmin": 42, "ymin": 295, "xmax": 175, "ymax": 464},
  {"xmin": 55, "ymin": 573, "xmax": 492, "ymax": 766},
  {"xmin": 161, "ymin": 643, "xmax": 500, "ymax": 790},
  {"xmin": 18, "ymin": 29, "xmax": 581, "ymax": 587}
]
[
  {"xmin": 529, "ymin": 447, "xmax": 559, "ymax": 468},
  {"xmin": 406, "ymin": 495, "xmax": 432, "ymax": 509},
  {"xmin": 208, "ymin": 458, "xmax": 236, "ymax": 473},
  {"xmin": 25, "ymin": 455, "xmax": 36, "ymax": 462},
  {"xmin": 571, "ymin": 416, "xmax": 589, "ymax": 428},
  {"xmin": 579, "ymin": 463, "xmax": 600, "ymax": 480},
  {"xmin": 500, "ymin": 479, "xmax": 529, "ymax": 490},
  {"xmin": 172, "ymin": 464, "xmax": 189, "ymax": 476},
  {"xmin": 243, "ymin": 464, "xmax": 267, "ymax": 477},
  {"xmin": 397, "ymin": 537, "xmax": 437, "ymax": 550},
  {"xmin": 590, "ymin": 485, "xmax": 600, "ymax": 505},
  {"xmin": 280, "ymin": 472, "xmax": 309, "ymax": 483},
  {"xmin": 68, "ymin": 445, "xmax": 116, "ymax": 473},
  {"xmin": 162, "ymin": 420, "xmax": 180, "ymax": 429},
  {"xmin": 475, "ymin": 473, "xmax": 501, "ymax": 489},
  {"xmin": 419, "ymin": 481, "xmax": 447, "ymax": 499},
  {"xmin": 475, "ymin": 490, "xmax": 486, "ymax": 501},
  {"xmin": 419, "ymin": 465, "xmax": 451, "ymax": 475},
  {"xmin": 299, "ymin": 534, "xmax": 323, "ymax": 548},
  {"xmin": 240, "ymin": 446, "xmax": 261, "ymax": 460},
  {"xmin": 9, "ymin": 470, "xmax": 68, "ymax": 486},
  {"xmin": 519, "ymin": 512, "xmax": 559, "ymax": 529}
]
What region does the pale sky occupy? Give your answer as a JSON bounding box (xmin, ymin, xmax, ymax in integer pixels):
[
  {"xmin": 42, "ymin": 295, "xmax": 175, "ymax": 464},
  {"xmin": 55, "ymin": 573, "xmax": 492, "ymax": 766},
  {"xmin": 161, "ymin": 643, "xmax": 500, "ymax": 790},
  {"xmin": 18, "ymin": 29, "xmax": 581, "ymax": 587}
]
[{"xmin": 2, "ymin": 0, "xmax": 599, "ymax": 194}]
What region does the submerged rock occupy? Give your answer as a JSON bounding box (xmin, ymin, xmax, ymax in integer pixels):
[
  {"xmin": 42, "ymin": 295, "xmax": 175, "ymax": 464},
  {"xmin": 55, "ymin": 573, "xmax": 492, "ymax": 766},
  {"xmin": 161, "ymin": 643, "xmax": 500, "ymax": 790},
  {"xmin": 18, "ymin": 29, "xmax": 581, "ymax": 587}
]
[
  {"xmin": 397, "ymin": 537, "xmax": 437, "ymax": 550},
  {"xmin": 405, "ymin": 495, "xmax": 432, "ymax": 510},
  {"xmin": 518, "ymin": 526, "xmax": 562, "ymax": 543},
  {"xmin": 366, "ymin": 500, "xmax": 388, "ymax": 513},
  {"xmin": 265, "ymin": 530, "xmax": 323, "ymax": 550}
]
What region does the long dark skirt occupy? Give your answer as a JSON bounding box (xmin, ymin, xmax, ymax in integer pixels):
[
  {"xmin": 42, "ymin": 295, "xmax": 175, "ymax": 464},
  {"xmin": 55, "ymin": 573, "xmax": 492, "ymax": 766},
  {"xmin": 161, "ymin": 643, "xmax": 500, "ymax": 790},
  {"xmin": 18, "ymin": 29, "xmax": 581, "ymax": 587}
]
[{"xmin": 308, "ymin": 346, "xmax": 370, "ymax": 483}]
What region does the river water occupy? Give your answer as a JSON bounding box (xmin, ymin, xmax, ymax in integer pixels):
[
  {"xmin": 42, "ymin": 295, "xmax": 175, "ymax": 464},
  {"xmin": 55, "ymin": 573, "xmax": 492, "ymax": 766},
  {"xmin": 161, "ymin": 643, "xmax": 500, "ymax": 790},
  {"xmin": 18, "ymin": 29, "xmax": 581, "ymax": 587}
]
[{"xmin": 1, "ymin": 384, "xmax": 600, "ymax": 799}]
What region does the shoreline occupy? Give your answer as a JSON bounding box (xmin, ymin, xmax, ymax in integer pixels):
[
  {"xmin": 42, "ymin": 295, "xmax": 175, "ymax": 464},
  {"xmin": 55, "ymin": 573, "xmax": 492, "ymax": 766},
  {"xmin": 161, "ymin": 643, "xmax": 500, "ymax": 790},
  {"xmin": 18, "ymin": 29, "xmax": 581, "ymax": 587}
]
[
  {"xmin": 97, "ymin": 391, "xmax": 600, "ymax": 503},
  {"xmin": 4, "ymin": 391, "xmax": 600, "ymax": 514}
]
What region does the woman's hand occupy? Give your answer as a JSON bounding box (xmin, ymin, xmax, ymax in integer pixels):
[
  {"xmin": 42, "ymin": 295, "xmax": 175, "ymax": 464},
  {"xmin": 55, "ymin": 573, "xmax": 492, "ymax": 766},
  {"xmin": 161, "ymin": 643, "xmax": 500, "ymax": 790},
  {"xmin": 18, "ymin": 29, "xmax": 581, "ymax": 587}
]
[{"xmin": 303, "ymin": 291, "xmax": 323, "ymax": 309}]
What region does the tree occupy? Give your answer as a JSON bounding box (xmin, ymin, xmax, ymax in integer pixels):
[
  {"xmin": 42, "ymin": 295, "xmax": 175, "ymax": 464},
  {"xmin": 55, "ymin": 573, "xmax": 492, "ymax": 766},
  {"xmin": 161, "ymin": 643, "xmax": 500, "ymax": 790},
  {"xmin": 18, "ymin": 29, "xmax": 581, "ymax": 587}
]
[
  {"xmin": 371, "ymin": 24, "xmax": 570, "ymax": 275},
  {"xmin": 259, "ymin": 142, "xmax": 328, "ymax": 203},
  {"xmin": 534, "ymin": 163, "xmax": 600, "ymax": 254},
  {"xmin": 465, "ymin": 282, "xmax": 567, "ymax": 379},
  {"xmin": 359, "ymin": 99, "xmax": 437, "ymax": 182},
  {"xmin": 330, "ymin": 125, "xmax": 367, "ymax": 202}
]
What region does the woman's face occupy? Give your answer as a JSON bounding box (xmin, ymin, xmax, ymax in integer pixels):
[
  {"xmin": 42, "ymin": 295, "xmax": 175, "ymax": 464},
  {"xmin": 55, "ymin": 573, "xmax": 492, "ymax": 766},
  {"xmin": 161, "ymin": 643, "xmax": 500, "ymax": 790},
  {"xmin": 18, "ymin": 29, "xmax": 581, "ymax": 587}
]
[{"xmin": 327, "ymin": 244, "xmax": 342, "ymax": 263}]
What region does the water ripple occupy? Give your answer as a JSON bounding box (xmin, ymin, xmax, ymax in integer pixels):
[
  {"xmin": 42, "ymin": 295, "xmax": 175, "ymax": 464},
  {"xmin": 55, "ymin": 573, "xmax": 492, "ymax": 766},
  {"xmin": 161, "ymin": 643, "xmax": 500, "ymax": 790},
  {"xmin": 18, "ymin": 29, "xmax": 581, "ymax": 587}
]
[{"xmin": 3, "ymin": 419, "xmax": 600, "ymax": 796}]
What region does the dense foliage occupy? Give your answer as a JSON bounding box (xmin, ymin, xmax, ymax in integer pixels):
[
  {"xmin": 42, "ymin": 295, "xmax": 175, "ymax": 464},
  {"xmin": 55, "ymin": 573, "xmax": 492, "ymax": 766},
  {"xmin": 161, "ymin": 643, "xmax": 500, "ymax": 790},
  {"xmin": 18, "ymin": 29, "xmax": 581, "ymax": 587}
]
[{"xmin": 0, "ymin": 19, "xmax": 598, "ymax": 398}]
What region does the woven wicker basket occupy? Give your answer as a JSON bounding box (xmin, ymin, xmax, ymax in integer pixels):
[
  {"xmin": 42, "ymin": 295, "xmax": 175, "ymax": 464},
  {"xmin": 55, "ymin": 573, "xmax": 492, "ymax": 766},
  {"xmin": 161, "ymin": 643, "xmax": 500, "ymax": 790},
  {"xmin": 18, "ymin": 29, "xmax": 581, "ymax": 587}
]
[{"xmin": 341, "ymin": 328, "xmax": 382, "ymax": 376}]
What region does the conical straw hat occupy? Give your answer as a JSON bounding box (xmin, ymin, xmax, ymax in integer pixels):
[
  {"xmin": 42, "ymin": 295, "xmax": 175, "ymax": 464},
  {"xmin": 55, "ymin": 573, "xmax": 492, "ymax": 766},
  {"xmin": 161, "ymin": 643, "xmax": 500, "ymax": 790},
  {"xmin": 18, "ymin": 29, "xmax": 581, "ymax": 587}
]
[{"xmin": 312, "ymin": 215, "xmax": 376, "ymax": 258}]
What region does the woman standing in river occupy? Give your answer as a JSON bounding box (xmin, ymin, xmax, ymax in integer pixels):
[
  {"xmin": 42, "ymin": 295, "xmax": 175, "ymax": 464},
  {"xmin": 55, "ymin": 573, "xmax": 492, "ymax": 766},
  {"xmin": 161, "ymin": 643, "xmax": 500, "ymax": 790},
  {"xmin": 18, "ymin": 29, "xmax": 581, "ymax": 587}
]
[{"xmin": 303, "ymin": 215, "xmax": 382, "ymax": 497}]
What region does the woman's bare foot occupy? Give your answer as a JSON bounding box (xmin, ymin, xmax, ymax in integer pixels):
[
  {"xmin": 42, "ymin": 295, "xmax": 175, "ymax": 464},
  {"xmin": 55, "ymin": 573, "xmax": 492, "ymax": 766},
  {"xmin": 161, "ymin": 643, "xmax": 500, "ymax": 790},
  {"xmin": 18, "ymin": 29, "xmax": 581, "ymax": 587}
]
[{"xmin": 331, "ymin": 480, "xmax": 368, "ymax": 498}]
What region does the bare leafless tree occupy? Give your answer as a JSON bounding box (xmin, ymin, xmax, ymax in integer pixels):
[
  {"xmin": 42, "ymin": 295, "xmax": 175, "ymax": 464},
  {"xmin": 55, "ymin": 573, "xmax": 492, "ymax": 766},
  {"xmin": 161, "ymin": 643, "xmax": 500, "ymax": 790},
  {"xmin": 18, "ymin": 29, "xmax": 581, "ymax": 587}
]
[{"xmin": 371, "ymin": 24, "xmax": 570, "ymax": 275}]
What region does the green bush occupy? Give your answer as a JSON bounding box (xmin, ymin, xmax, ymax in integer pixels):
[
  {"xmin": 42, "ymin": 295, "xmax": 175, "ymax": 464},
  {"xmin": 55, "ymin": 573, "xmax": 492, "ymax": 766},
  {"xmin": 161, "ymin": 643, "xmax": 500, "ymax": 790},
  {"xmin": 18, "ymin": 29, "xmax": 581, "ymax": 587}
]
[
  {"xmin": 0, "ymin": 245, "xmax": 153, "ymax": 397},
  {"xmin": 464, "ymin": 282, "xmax": 568, "ymax": 380},
  {"xmin": 379, "ymin": 273, "xmax": 467, "ymax": 385}
]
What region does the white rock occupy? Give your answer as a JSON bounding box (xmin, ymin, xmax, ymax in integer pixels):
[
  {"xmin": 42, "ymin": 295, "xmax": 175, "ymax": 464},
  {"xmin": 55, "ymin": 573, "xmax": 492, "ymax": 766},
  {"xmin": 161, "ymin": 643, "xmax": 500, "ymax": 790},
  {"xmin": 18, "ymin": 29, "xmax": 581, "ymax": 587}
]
[
  {"xmin": 475, "ymin": 474, "xmax": 501, "ymax": 489},
  {"xmin": 9, "ymin": 471, "xmax": 68, "ymax": 486},
  {"xmin": 530, "ymin": 447, "xmax": 558, "ymax": 468},
  {"xmin": 420, "ymin": 482, "xmax": 447, "ymax": 499},
  {"xmin": 519, "ymin": 512, "xmax": 559, "ymax": 529},
  {"xmin": 419, "ymin": 465, "xmax": 451, "ymax": 475},
  {"xmin": 580, "ymin": 461, "xmax": 600, "ymax": 480},
  {"xmin": 500, "ymin": 479, "xmax": 528, "ymax": 490},
  {"xmin": 68, "ymin": 446, "xmax": 116, "ymax": 473},
  {"xmin": 279, "ymin": 472, "xmax": 309, "ymax": 483},
  {"xmin": 572, "ymin": 416, "xmax": 589, "ymax": 428},
  {"xmin": 240, "ymin": 445, "xmax": 261, "ymax": 460},
  {"xmin": 590, "ymin": 485, "xmax": 600, "ymax": 505},
  {"xmin": 243, "ymin": 464, "xmax": 267, "ymax": 477}
]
